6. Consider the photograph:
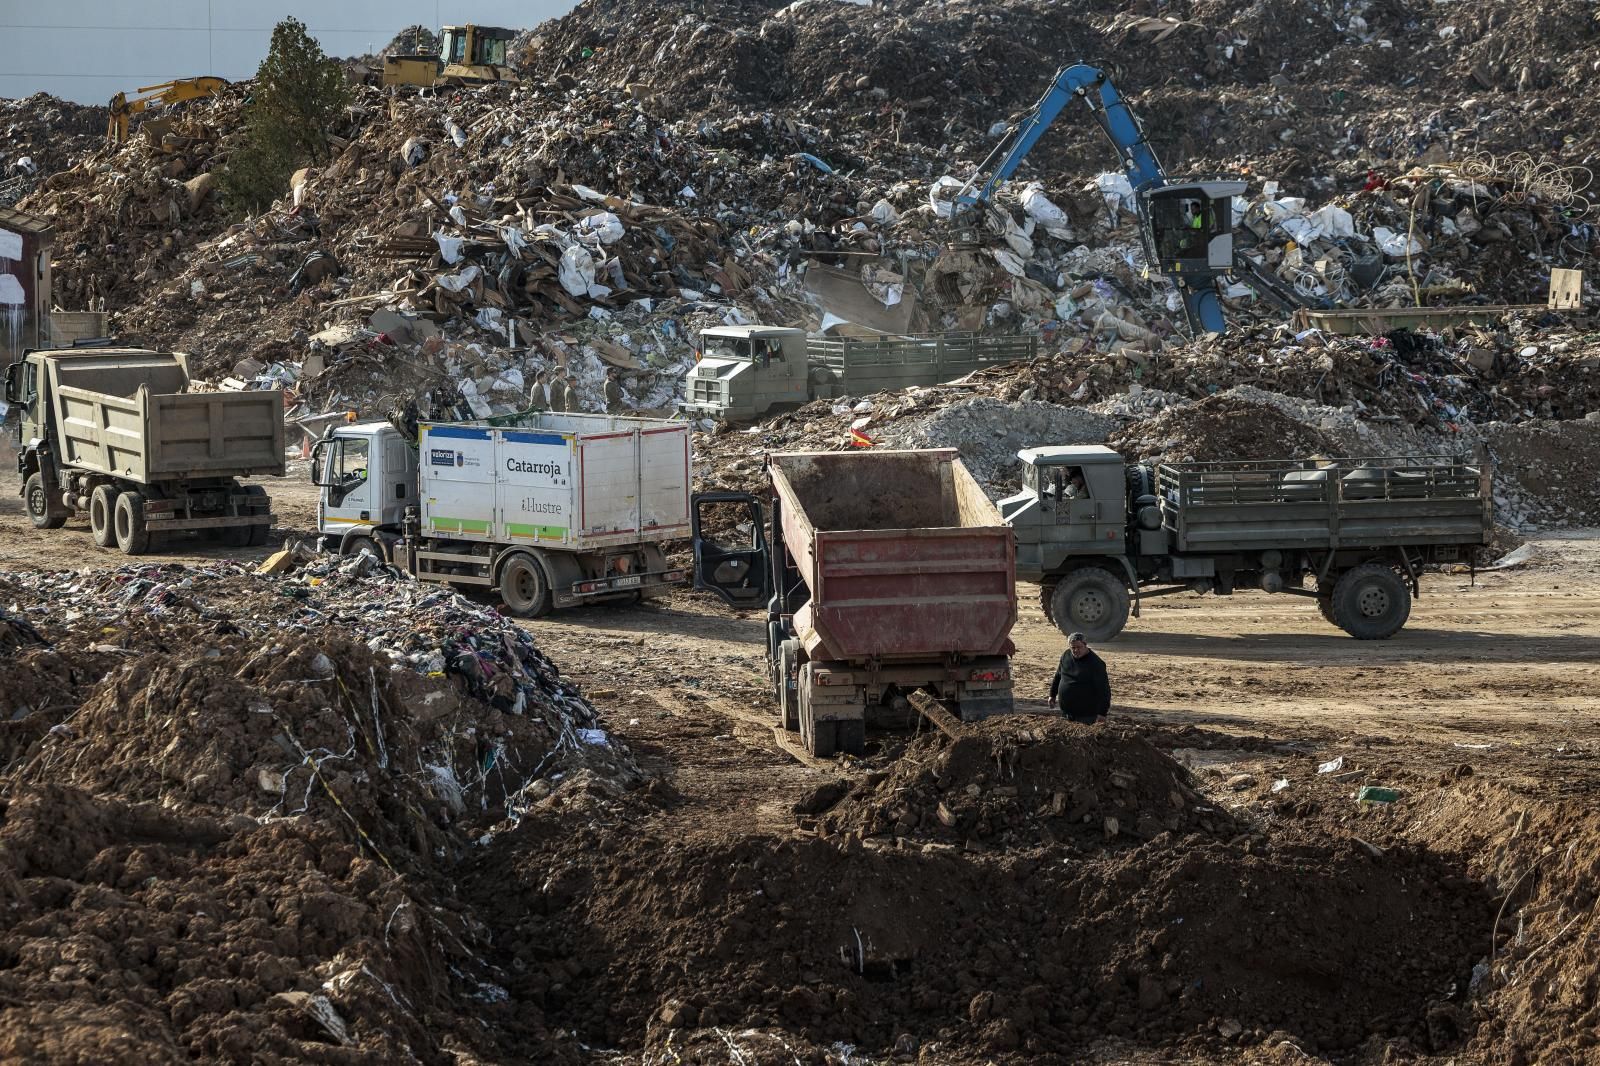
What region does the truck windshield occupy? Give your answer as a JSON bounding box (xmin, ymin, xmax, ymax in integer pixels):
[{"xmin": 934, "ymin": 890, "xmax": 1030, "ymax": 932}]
[{"xmin": 704, "ymin": 338, "xmax": 754, "ymax": 361}]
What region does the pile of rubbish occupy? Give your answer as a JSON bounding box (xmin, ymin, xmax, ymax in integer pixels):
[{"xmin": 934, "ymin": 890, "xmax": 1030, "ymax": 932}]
[
  {"xmin": 0, "ymin": 557, "xmax": 636, "ymax": 1062},
  {"xmin": 0, "ymin": 94, "xmax": 105, "ymax": 207}
]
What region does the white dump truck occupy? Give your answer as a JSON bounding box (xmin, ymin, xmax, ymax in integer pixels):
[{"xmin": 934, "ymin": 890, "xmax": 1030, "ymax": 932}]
[{"xmin": 312, "ymin": 411, "xmax": 692, "ymax": 616}]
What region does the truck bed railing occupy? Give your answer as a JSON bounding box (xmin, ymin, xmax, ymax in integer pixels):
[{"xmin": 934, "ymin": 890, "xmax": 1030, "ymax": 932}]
[
  {"xmin": 1156, "ymin": 456, "xmax": 1485, "ymax": 507},
  {"xmin": 808, "ymin": 332, "xmax": 1037, "ymax": 371}
]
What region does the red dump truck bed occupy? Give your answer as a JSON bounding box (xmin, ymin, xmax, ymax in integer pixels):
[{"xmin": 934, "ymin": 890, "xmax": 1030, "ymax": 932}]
[{"xmin": 769, "ymin": 449, "xmax": 1017, "ymax": 662}]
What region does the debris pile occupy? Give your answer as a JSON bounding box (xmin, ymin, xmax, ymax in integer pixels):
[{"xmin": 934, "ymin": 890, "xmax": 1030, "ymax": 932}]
[
  {"xmin": 1109, "ymin": 393, "xmax": 1339, "ymax": 463},
  {"xmin": 810, "ymin": 718, "xmax": 1237, "ymax": 849},
  {"xmin": 0, "ymin": 557, "xmax": 637, "ymax": 1061},
  {"xmin": 0, "ymin": 94, "xmax": 105, "ymax": 207}
]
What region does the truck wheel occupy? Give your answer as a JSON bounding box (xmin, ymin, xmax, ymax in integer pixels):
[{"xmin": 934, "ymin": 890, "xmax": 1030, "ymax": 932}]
[
  {"xmin": 243, "ymin": 486, "xmax": 270, "ymax": 546},
  {"xmin": 90, "ymin": 485, "xmax": 120, "ymax": 548},
  {"xmin": 835, "ymin": 719, "xmax": 866, "ymax": 757},
  {"xmin": 777, "ymin": 639, "xmax": 801, "ymax": 731},
  {"xmin": 1050, "ymin": 568, "xmax": 1130, "ymax": 642},
  {"xmin": 24, "ymin": 474, "xmax": 67, "ymax": 530},
  {"xmin": 499, "ymin": 553, "xmax": 552, "ymax": 618},
  {"xmin": 343, "ymin": 535, "xmax": 383, "ymax": 562},
  {"xmin": 1316, "ymin": 590, "xmax": 1337, "ymax": 626},
  {"xmin": 1330, "ymin": 563, "xmax": 1411, "ymax": 640},
  {"xmin": 1040, "ymin": 582, "xmax": 1057, "ymax": 624},
  {"xmin": 114, "ymin": 492, "xmax": 151, "ymax": 555}
]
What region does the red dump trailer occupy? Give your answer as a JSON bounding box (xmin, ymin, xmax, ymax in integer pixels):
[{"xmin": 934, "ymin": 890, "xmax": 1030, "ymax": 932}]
[{"xmin": 693, "ymin": 449, "xmax": 1018, "ymax": 756}]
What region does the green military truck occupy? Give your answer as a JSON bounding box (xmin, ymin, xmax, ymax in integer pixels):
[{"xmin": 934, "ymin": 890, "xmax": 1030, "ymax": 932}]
[
  {"xmin": 998, "ymin": 446, "xmax": 1492, "ymax": 641},
  {"xmin": 681, "ymin": 326, "xmax": 1037, "ymax": 421},
  {"xmin": 5, "ymin": 346, "xmax": 282, "ymax": 554}
]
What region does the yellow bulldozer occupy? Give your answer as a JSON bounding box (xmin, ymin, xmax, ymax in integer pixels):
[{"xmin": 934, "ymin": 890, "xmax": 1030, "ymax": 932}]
[
  {"xmin": 106, "ymin": 77, "xmax": 228, "ymax": 146},
  {"xmin": 382, "ymin": 25, "xmax": 518, "ymax": 88}
]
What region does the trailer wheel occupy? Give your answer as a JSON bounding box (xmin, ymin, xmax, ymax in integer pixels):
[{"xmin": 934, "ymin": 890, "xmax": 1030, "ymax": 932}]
[
  {"xmin": 498, "ymin": 553, "xmax": 552, "ymax": 618},
  {"xmin": 1049, "ymin": 567, "xmax": 1130, "ymax": 642},
  {"xmin": 114, "ymin": 492, "xmax": 151, "ymax": 556},
  {"xmin": 24, "ymin": 473, "xmax": 67, "ymax": 530},
  {"xmin": 1330, "ymin": 563, "xmax": 1411, "ymax": 640},
  {"xmin": 89, "ymin": 485, "xmax": 119, "ymax": 547}
]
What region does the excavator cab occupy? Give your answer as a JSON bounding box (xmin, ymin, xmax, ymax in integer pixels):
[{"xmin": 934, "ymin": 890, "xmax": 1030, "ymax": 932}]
[{"xmin": 1140, "ymin": 181, "xmax": 1247, "ymax": 276}]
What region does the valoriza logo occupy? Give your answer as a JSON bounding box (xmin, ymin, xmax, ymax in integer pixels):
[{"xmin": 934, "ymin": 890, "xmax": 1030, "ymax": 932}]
[{"xmin": 429, "ymin": 449, "xmax": 455, "ymax": 466}]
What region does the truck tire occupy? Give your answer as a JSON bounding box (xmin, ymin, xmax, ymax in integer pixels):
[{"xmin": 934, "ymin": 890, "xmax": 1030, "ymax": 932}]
[
  {"xmin": 114, "ymin": 491, "xmax": 152, "ymax": 555},
  {"xmin": 499, "ymin": 553, "xmax": 552, "ymax": 618},
  {"xmin": 1050, "ymin": 567, "xmax": 1131, "ymax": 642},
  {"xmin": 243, "ymin": 486, "xmax": 270, "ymax": 546},
  {"xmin": 1316, "ymin": 589, "xmax": 1337, "ymax": 626},
  {"xmin": 343, "ymin": 535, "xmax": 383, "ymax": 562},
  {"xmin": 24, "ymin": 473, "xmax": 67, "ymax": 530},
  {"xmin": 777, "ymin": 639, "xmax": 801, "ymax": 731},
  {"xmin": 1330, "ymin": 562, "xmax": 1411, "ymax": 640},
  {"xmin": 835, "ymin": 719, "xmax": 866, "ymax": 756},
  {"xmin": 1040, "ymin": 582, "xmax": 1057, "ymax": 624},
  {"xmin": 90, "ymin": 485, "xmax": 120, "ymax": 548}
]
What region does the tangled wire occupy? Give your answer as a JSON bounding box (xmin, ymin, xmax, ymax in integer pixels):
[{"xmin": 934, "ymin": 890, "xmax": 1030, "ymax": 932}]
[{"xmin": 1455, "ymin": 150, "xmax": 1595, "ymax": 219}]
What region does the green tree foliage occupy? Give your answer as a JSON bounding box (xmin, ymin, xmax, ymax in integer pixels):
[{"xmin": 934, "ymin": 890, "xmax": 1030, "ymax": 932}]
[{"xmin": 220, "ymin": 18, "xmax": 353, "ymax": 216}]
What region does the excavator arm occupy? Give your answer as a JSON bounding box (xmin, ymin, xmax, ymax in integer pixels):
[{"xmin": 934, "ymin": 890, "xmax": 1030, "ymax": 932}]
[
  {"xmin": 106, "ymin": 77, "xmax": 227, "ymax": 145},
  {"xmin": 950, "ymin": 63, "xmax": 1242, "ymax": 335}
]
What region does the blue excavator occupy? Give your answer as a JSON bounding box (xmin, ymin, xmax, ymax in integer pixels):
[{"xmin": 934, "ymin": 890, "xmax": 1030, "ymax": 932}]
[{"xmin": 951, "ymin": 63, "xmax": 1249, "ymax": 335}]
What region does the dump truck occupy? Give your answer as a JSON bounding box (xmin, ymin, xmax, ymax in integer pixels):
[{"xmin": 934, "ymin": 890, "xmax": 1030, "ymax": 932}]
[
  {"xmin": 693, "ymin": 449, "xmax": 1018, "ymax": 756},
  {"xmin": 313, "ymin": 411, "xmax": 691, "ymax": 616},
  {"xmin": 5, "ymin": 346, "xmax": 282, "ymax": 553},
  {"xmin": 681, "ymin": 327, "xmax": 1037, "ymax": 422},
  {"xmin": 1000, "ymin": 446, "xmax": 1493, "ymax": 641}
]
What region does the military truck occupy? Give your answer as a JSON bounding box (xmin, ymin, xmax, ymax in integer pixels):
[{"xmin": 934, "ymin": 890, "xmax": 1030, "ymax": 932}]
[
  {"xmin": 5, "ymin": 346, "xmax": 282, "ymax": 553},
  {"xmin": 681, "ymin": 327, "xmax": 1037, "ymax": 421},
  {"xmin": 999, "ymin": 446, "xmax": 1492, "ymax": 641}
]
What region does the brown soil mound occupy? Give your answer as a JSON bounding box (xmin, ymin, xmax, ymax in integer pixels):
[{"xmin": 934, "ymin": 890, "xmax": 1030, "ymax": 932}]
[
  {"xmin": 810, "ymin": 717, "xmax": 1237, "ymax": 849},
  {"xmin": 1111, "ymin": 393, "xmax": 1338, "ymax": 462},
  {"xmin": 468, "ymin": 812, "xmax": 1491, "ymax": 1061}
]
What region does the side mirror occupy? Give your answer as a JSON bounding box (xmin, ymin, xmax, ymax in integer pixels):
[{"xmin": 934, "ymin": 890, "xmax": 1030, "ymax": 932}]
[
  {"xmin": 310, "ymin": 441, "xmax": 330, "ymax": 486},
  {"xmin": 2, "ymin": 363, "xmax": 17, "ymax": 404}
]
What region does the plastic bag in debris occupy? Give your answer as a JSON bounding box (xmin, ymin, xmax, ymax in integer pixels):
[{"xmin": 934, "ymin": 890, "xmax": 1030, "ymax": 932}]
[
  {"xmin": 559, "ymin": 245, "xmax": 597, "ymax": 297},
  {"xmin": 501, "ymin": 226, "xmax": 527, "ymax": 258},
  {"xmin": 445, "ymin": 119, "xmax": 467, "ymax": 148},
  {"xmin": 794, "ymin": 152, "xmax": 833, "ymax": 174},
  {"xmin": 1373, "ymin": 226, "xmax": 1424, "ymax": 258},
  {"xmin": 436, "ymin": 264, "xmax": 481, "ymax": 293},
  {"xmin": 571, "ymin": 184, "xmax": 608, "ymax": 203},
  {"xmin": 578, "ymin": 211, "xmax": 626, "ymax": 245},
  {"xmin": 434, "ymin": 231, "xmax": 465, "ymax": 265},
  {"xmin": 990, "ymin": 247, "xmax": 1027, "ymax": 277},
  {"xmin": 928, "ymin": 175, "xmax": 966, "ymax": 219},
  {"xmin": 1021, "ymin": 182, "xmax": 1072, "ymax": 239},
  {"xmin": 1094, "ymin": 172, "xmax": 1136, "ymax": 215},
  {"xmin": 475, "ymin": 306, "xmax": 504, "ymax": 333},
  {"xmin": 399, "ymin": 137, "xmax": 428, "ymax": 167},
  {"xmin": 449, "ymin": 204, "xmax": 469, "ymax": 227},
  {"xmin": 869, "ymin": 198, "xmax": 900, "ymax": 226}
]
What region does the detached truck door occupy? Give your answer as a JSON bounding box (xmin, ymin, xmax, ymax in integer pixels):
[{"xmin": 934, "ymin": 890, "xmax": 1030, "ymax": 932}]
[{"xmin": 495, "ymin": 428, "xmax": 576, "ymax": 543}]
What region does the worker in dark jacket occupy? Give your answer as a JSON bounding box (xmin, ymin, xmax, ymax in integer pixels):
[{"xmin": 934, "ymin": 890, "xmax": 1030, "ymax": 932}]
[{"xmin": 1049, "ymin": 631, "xmax": 1111, "ymax": 724}]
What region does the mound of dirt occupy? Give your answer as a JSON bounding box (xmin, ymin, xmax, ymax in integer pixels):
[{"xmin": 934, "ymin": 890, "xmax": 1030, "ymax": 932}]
[
  {"xmin": 468, "ymin": 809, "xmax": 1491, "ymax": 1060},
  {"xmin": 810, "ymin": 717, "xmax": 1236, "ymax": 849},
  {"xmin": 1111, "ymin": 393, "xmax": 1338, "ymax": 462},
  {"xmin": 0, "ymin": 562, "xmax": 639, "ymax": 1063}
]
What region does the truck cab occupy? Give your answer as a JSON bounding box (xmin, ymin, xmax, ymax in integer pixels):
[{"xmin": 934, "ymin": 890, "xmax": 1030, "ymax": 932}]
[
  {"xmin": 681, "ymin": 326, "xmax": 808, "ymax": 421},
  {"xmin": 312, "ymin": 423, "xmax": 415, "ymax": 551},
  {"xmin": 1000, "ymin": 445, "xmax": 1134, "ymax": 575}
]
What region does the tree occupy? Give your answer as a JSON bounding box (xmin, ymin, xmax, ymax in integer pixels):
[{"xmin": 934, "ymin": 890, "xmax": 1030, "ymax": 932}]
[{"xmin": 220, "ymin": 18, "xmax": 353, "ymax": 215}]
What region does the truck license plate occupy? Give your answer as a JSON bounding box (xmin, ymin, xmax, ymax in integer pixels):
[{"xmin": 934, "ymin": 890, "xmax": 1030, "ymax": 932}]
[{"xmin": 614, "ymin": 575, "xmax": 641, "ymax": 589}]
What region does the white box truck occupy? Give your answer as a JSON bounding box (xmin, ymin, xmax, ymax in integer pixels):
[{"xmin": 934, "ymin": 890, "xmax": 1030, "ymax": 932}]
[{"xmin": 313, "ymin": 411, "xmax": 691, "ymax": 616}]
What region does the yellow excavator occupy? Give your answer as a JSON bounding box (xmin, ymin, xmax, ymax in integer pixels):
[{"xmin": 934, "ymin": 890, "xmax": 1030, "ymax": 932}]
[
  {"xmin": 106, "ymin": 77, "xmax": 228, "ymax": 145},
  {"xmin": 381, "ymin": 25, "xmax": 518, "ymax": 88}
]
